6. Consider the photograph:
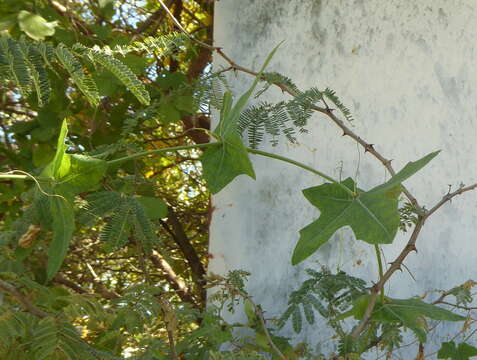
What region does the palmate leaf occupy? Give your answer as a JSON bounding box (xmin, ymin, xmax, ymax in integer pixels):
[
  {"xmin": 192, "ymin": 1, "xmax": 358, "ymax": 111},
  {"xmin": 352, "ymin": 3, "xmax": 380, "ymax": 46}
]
[
  {"xmin": 438, "ymin": 341, "xmax": 477, "ymax": 360},
  {"xmin": 350, "ymin": 296, "xmax": 465, "ymax": 343},
  {"xmin": 202, "ymin": 135, "xmax": 255, "ymax": 194},
  {"xmin": 202, "ymin": 44, "xmax": 281, "ymax": 194},
  {"xmin": 292, "ymin": 151, "xmax": 440, "ymax": 265}
]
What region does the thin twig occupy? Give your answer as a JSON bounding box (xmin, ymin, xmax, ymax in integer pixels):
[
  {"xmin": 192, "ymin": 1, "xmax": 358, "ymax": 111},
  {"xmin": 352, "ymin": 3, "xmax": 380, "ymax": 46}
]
[{"xmin": 0, "ymin": 279, "xmax": 47, "ymax": 318}]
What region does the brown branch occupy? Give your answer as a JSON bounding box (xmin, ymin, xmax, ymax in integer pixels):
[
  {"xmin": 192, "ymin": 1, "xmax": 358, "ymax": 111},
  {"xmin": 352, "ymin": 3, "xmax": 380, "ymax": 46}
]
[
  {"xmin": 135, "ymin": 9, "xmax": 163, "ymax": 34},
  {"xmin": 150, "ymin": 250, "xmax": 199, "ymax": 308},
  {"xmin": 181, "ymin": 114, "xmax": 210, "ymax": 144},
  {"xmin": 158, "ymin": 296, "xmax": 179, "ymax": 359},
  {"xmin": 49, "ymin": 0, "xmax": 93, "ymax": 36},
  {"xmin": 426, "ymin": 183, "xmax": 477, "ymax": 218},
  {"xmin": 54, "ymin": 273, "xmax": 87, "ymax": 294},
  {"xmin": 162, "ymin": 207, "xmax": 206, "ymax": 303},
  {"xmin": 434, "ymin": 300, "xmax": 477, "ymax": 311},
  {"xmin": 0, "ymin": 279, "xmax": 47, "ymax": 318}
]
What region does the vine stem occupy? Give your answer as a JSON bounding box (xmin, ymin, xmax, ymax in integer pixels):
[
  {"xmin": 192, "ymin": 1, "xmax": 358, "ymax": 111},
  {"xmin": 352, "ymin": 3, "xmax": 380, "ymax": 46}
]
[
  {"xmin": 108, "ymin": 142, "xmax": 348, "ymax": 191},
  {"xmin": 0, "ymin": 174, "xmax": 29, "ymax": 180},
  {"xmin": 374, "ymin": 244, "xmax": 385, "ymax": 304},
  {"xmin": 2, "ymin": 142, "xmax": 347, "ymax": 195},
  {"xmin": 107, "ymin": 142, "xmax": 215, "ymax": 165},
  {"xmin": 247, "ymin": 148, "xmax": 353, "ymax": 195}
]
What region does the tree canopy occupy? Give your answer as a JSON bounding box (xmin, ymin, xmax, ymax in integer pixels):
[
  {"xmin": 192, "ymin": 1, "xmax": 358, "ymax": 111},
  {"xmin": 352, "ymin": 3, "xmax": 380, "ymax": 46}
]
[{"xmin": 0, "ymin": 0, "xmax": 216, "ymax": 357}]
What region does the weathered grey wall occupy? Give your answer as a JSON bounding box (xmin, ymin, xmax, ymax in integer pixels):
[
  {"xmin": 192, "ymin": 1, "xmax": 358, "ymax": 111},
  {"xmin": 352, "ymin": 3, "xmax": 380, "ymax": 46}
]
[{"xmin": 209, "ymin": 1, "xmax": 477, "ymax": 356}]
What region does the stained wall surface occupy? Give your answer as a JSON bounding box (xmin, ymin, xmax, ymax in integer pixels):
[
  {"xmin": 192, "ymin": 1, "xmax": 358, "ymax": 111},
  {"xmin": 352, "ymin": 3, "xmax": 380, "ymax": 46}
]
[{"xmin": 209, "ymin": 1, "xmax": 477, "ymax": 355}]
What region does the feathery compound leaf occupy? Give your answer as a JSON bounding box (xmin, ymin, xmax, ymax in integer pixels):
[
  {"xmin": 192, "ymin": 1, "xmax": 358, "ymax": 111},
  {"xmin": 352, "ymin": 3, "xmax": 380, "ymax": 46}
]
[
  {"xmin": 130, "ymin": 197, "xmax": 158, "ymax": 254},
  {"xmin": 292, "ymin": 151, "xmax": 439, "ymax": 264},
  {"xmin": 323, "ymin": 87, "xmax": 354, "ymax": 123},
  {"xmin": 32, "ymin": 318, "xmax": 58, "ymax": 359},
  {"xmin": 87, "ymin": 49, "xmax": 150, "ymax": 105},
  {"xmin": 25, "ymin": 41, "xmax": 50, "ymax": 105},
  {"xmin": 238, "ymin": 101, "xmax": 298, "ymax": 148},
  {"xmin": 101, "ymin": 199, "xmax": 132, "ymax": 251},
  {"xmin": 257, "ymin": 71, "xmax": 300, "ymax": 97},
  {"xmin": 110, "ymin": 33, "xmax": 189, "ymax": 56},
  {"xmin": 55, "ymin": 44, "xmax": 99, "ymax": 107},
  {"xmin": 279, "ymin": 268, "xmax": 366, "ymax": 333},
  {"xmin": 0, "ymin": 37, "xmax": 31, "ymax": 96},
  {"xmin": 78, "ymin": 191, "xmax": 122, "ymax": 225}
]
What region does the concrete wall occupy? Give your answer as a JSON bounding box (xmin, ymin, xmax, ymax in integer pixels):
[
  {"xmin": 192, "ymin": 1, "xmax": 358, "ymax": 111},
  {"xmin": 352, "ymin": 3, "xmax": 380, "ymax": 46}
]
[{"xmin": 209, "ymin": 1, "xmax": 477, "ymax": 356}]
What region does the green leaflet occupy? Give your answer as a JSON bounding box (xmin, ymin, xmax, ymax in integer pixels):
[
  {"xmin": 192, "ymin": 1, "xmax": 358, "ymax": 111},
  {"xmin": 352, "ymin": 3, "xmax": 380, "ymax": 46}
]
[
  {"xmin": 99, "ymin": 196, "xmax": 159, "ymax": 253},
  {"xmin": 56, "ymin": 154, "xmax": 107, "ymax": 196},
  {"xmin": 438, "ymin": 341, "xmax": 477, "ymax": 360},
  {"xmin": 47, "ymin": 196, "xmax": 75, "ymax": 281},
  {"xmin": 368, "ymin": 151, "xmax": 440, "ymax": 194},
  {"xmin": 0, "ymin": 37, "xmax": 31, "ymax": 97},
  {"xmin": 101, "ymin": 200, "xmax": 132, "ymax": 251},
  {"xmin": 136, "ymin": 196, "xmax": 168, "ymax": 220},
  {"xmin": 350, "ymin": 296, "xmax": 464, "ymax": 343},
  {"xmin": 42, "ymin": 119, "xmax": 70, "ymax": 179},
  {"xmin": 32, "ymin": 318, "xmax": 58, "ymax": 359},
  {"xmin": 17, "ymin": 11, "xmax": 58, "ymax": 41},
  {"xmin": 202, "ymin": 136, "xmax": 255, "ymax": 194},
  {"xmin": 40, "ymin": 120, "xmax": 107, "ymax": 280},
  {"xmin": 202, "ymin": 44, "xmax": 281, "ymax": 194},
  {"xmin": 292, "ymin": 151, "xmax": 439, "ymax": 265},
  {"xmin": 42, "ymin": 120, "xmax": 107, "ymax": 196}
]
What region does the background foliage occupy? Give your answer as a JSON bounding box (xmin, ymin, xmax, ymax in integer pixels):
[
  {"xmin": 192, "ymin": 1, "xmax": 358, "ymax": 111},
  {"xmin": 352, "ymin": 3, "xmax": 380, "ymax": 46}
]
[{"xmin": 0, "ymin": 0, "xmax": 215, "ymax": 357}]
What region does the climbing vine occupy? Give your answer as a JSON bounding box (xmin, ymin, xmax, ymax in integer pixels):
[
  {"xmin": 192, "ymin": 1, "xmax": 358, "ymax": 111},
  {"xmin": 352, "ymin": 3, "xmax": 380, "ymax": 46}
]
[{"xmin": 1, "ymin": 1, "xmax": 477, "ymax": 359}]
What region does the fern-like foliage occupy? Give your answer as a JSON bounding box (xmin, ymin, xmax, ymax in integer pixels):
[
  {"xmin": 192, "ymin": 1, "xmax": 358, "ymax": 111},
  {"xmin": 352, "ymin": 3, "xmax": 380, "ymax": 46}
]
[
  {"xmin": 80, "ymin": 191, "xmax": 159, "ymax": 254},
  {"xmin": 82, "ymin": 47, "xmax": 150, "ymax": 105},
  {"xmin": 0, "ymin": 37, "xmax": 31, "ymax": 98},
  {"xmin": 55, "ymin": 44, "xmax": 100, "ymax": 107},
  {"xmin": 323, "ymin": 87, "xmax": 354, "ymax": 123},
  {"xmin": 192, "ymin": 72, "xmax": 231, "ymax": 111},
  {"xmin": 0, "ymin": 34, "xmax": 188, "ymax": 107},
  {"xmin": 18, "ymin": 38, "xmax": 51, "ymax": 105},
  {"xmin": 380, "ymin": 323, "xmax": 403, "ymax": 352},
  {"xmin": 277, "ymin": 268, "xmax": 367, "ymax": 334},
  {"xmin": 256, "ymin": 71, "xmax": 300, "ymax": 97},
  {"xmin": 97, "ymin": 32, "xmax": 189, "ymax": 57},
  {"xmin": 112, "ymin": 284, "xmax": 162, "ymax": 334},
  {"xmin": 238, "ymin": 88, "xmax": 323, "ymax": 149},
  {"xmin": 0, "ymin": 309, "xmax": 111, "ymax": 359},
  {"xmin": 238, "ymin": 71, "xmax": 354, "ymax": 148},
  {"xmin": 209, "ymin": 351, "xmax": 267, "ymax": 360}
]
